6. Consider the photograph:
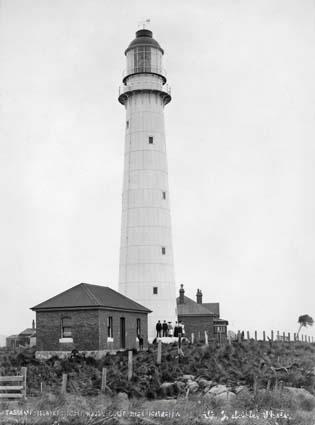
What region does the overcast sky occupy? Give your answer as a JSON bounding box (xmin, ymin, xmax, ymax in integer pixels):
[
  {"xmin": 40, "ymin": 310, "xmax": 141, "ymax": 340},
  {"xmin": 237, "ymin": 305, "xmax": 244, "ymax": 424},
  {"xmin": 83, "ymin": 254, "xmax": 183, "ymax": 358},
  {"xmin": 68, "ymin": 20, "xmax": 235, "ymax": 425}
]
[{"xmin": 1, "ymin": 0, "xmax": 315, "ymax": 338}]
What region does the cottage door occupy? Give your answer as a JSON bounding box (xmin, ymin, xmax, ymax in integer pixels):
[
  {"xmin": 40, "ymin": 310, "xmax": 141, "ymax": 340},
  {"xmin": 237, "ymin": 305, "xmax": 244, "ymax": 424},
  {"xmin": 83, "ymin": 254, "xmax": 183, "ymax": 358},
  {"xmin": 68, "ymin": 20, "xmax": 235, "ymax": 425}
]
[{"xmin": 120, "ymin": 317, "xmax": 126, "ymax": 349}]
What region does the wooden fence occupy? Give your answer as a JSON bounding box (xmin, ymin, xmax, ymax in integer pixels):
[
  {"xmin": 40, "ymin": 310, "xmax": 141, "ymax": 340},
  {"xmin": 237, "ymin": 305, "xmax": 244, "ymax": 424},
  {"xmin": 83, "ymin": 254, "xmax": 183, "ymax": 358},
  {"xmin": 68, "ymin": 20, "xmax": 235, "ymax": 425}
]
[
  {"xmin": 187, "ymin": 330, "xmax": 314, "ymax": 345},
  {"xmin": 0, "ymin": 367, "xmax": 27, "ymax": 399},
  {"xmin": 235, "ymin": 330, "xmax": 314, "ymax": 343}
]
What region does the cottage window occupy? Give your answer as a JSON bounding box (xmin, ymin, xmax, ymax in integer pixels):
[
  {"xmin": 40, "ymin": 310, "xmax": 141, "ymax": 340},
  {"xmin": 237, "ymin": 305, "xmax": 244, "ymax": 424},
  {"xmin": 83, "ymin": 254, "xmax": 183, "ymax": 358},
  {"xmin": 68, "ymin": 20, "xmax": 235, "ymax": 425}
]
[
  {"xmin": 61, "ymin": 317, "xmax": 72, "ymax": 338},
  {"xmin": 148, "ymin": 136, "xmax": 154, "ymax": 144},
  {"xmin": 136, "ymin": 318, "xmax": 141, "ymax": 335},
  {"xmin": 126, "ymin": 120, "xmax": 129, "ymax": 129},
  {"xmin": 107, "ymin": 316, "xmax": 113, "ymax": 338},
  {"xmin": 214, "ymin": 325, "xmax": 226, "ymax": 334},
  {"xmin": 153, "ymin": 286, "xmax": 158, "ymax": 294},
  {"xmin": 162, "ymin": 191, "xmax": 166, "ymax": 200},
  {"xmin": 162, "ymin": 247, "xmax": 166, "ymax": 255}
]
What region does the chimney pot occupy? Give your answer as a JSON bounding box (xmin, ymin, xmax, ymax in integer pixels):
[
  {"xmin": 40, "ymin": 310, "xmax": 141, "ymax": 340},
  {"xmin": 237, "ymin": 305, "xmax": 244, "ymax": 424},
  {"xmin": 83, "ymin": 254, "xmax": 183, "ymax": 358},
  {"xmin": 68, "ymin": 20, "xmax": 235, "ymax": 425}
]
[
  {"xmin": 196, "ymin": 289, "xmax": 203, "ymax": 304},
  {"xmin": 179, "ymin": 284, "xmax": 185, "ymax": 304}
]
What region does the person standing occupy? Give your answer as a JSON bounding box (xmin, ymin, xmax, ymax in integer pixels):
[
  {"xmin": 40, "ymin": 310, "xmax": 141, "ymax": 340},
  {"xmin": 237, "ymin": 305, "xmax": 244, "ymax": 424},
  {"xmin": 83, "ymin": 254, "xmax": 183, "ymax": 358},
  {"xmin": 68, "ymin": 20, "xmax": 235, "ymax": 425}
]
[
  {"xmin": 177, "ymin": 321, "xmax": 184, "ymax": 357},
  {"xmin": 156, "ymin": 320, "xmax": 162, "ymax": 338},
  {"xmin": 174, "ymin": 321, "xmax": 179, "ymax": 338},
  {"xmin": 168, "ymin": 322, "xmax": 173, "ymax": 337},
  {"xmin": 178, "ymin": 321, "xmax": 183, "ymax": 337},
  {"xmin": 162, "ymin": 320, "xmax": 168, "ymax": 337},
  {"xmin": 137, "ymin": 333, "xmax": 144, "ymax": 350}
]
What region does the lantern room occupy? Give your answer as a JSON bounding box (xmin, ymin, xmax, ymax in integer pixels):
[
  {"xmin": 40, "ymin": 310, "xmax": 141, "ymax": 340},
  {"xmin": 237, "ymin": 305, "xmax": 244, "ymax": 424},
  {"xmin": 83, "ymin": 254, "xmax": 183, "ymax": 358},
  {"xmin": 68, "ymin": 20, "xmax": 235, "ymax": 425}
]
[{"xmin": 123, "ymin": 29, "xmax": 166, "ymax": 83}]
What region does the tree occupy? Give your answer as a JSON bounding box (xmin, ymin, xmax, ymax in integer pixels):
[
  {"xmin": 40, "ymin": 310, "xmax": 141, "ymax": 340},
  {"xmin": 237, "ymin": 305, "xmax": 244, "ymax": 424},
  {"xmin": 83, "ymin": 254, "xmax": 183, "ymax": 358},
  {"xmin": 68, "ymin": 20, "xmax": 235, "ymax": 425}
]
[{"xmin": 297, "ymin": 314, "xmax": 314, "ymax": 335}]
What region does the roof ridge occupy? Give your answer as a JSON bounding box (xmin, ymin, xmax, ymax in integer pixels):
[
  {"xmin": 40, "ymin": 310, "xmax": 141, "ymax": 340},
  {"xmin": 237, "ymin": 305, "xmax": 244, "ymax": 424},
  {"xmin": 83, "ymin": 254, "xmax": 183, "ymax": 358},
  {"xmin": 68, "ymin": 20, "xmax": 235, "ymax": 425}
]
[{"xmin": 81, "ymin": 283, "xmax": 101, "ymax": 305}]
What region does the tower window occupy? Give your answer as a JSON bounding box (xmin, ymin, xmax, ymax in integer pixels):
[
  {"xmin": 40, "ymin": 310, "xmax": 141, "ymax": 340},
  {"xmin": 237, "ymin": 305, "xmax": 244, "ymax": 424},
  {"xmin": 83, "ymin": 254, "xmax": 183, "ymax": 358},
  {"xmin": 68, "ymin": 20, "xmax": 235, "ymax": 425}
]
[
  {"xmin": 126, "ymin": 120, "xmax": 129, "ymax": 129},
  {"xmin": 153, "ymin": 287, "xmax": 158, "ymax": 294},
  {"xmin": 148, "ymin": 136, "xmax": 154, "ymax": 144},
  {"xmin": 162, "ymin": 247, "xmax": 166, "ymax": 255},
  {"xmin": 162, "ymin": 191, "xmax": 166, "ymax": 200}
]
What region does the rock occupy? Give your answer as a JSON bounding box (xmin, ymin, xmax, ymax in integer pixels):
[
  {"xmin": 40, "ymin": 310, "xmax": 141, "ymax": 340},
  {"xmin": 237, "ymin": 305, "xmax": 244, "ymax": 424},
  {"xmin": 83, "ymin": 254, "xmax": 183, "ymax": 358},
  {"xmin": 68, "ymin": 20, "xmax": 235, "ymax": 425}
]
[
  {"xmin": 159, "ymin": 382, "xmax": 177, "ymax": 396},
  {"xmin": 182, "ymin": 374, "xmax": 195, "ymax": 381},
  {"xmin": 160, "ymin": 382, "xmax": 175, "ymax": 390},
  {"xmin": 216, "ymin": 391, "xmax": 236, "ymax": 402},
  {"xmin": 208, "ymin": 384, "xmax": 228, "ymax": 395},
  {"xmin": 187, "ymin": 380, "xmax": 199, "ymax": 393},
  {"xmin": 197, "ymin": 378, "xmax": 213, "ymax": 390},
  {"xmin": 204, "ymin": 390, "xmax": 236, "ymax": 404},
  {"xmin": 284, "ymin": 386, "xmax": 315, "ymax": 403},
  {"xmin": 203, "ymin": 392, "xmax": 215, "ymax": 402},
  {"xmin": 114, "ymin": 392, "xmax": 129, "ymax": 410},
  {"xmin": 174, "ymin": 381, "xmax": 186, "ymax": 392},
  {"xmin": 234, "ymin": 385, "xmax": 247, "ymax": 394}
]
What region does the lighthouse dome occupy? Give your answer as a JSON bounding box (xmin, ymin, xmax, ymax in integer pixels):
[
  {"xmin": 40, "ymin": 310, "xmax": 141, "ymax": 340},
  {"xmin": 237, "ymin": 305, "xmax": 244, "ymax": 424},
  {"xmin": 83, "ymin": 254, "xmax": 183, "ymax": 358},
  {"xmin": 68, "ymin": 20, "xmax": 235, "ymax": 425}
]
[{"xmin": 125, "ymin": 29, "xmax": 164, "ymax": 55}]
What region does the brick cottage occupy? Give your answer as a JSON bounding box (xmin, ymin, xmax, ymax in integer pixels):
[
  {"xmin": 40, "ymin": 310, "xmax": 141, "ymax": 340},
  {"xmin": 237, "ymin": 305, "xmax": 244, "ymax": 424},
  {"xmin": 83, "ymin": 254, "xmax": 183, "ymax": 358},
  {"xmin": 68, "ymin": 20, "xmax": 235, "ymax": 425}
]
[
  {"xmin": 177, "ymin": 285, "xmax": 228, "ymax": 342},
  {"xmin": 31, "ymin": 283, "xmax": 151, "ymax": 359}
]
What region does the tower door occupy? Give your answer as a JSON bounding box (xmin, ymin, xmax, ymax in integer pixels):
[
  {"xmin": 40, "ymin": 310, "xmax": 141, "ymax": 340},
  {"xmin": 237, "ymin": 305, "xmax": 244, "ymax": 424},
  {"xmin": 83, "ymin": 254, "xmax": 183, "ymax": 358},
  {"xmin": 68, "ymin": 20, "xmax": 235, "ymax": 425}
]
[{"xmin": 120, "ymin": 317, "xmax": 126, "ymax": 349}]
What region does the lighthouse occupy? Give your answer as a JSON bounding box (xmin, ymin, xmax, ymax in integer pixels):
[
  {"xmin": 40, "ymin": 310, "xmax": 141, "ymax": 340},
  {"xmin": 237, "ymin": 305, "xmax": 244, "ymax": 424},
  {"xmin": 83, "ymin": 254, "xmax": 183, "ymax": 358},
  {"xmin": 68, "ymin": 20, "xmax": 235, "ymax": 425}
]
[{"xmin": 118, "ymin": 28, "xmax": 176, "ymax": 339}]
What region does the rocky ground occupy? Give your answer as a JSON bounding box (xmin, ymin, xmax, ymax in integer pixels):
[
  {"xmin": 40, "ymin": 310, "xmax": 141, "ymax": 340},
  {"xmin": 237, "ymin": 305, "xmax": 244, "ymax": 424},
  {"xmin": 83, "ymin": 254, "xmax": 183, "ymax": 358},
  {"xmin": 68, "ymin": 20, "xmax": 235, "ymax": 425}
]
[{"xmin": 0, "ymin": 340, "xmax": 315, "ymax": 424}]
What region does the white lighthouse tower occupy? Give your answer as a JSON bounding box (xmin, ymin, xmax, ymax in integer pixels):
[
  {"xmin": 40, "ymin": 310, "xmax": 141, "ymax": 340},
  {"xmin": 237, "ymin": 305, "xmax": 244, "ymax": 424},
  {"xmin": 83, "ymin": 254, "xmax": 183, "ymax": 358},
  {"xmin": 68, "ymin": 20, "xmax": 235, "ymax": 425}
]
[{"xmin": 118, "ymin": 28, "xmax": 176, "ymax": 339}]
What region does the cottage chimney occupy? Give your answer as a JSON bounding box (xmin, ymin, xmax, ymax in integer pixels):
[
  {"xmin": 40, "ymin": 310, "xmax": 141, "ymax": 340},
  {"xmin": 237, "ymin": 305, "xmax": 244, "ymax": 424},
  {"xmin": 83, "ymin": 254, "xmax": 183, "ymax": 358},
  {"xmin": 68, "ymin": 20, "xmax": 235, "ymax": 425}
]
[
  {"xmin": 179, "ymin": 284, "xmax": 185, "ymax": 304},
  {"xmin": 32, "ymin": 319, "xmax": 35, "ymax": 330},
  {"xmin": 196, "ymin": 289, "xmax": 203, "ymax": 304}
]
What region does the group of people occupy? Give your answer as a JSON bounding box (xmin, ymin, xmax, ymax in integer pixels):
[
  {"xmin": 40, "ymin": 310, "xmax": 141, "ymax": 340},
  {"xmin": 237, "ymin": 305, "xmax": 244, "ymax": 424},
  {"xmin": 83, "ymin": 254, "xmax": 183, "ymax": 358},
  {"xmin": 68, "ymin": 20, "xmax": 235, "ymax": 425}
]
[{"xmin": 155, "ymin": 320, "xmax": 185, "ymax": 338}]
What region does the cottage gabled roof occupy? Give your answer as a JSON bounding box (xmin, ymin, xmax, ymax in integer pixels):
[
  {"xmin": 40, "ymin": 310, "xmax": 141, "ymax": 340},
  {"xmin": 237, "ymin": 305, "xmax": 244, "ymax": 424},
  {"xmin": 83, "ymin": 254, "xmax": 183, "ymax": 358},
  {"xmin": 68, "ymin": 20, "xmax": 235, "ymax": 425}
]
[
  {"xmin": 31, "ymin": 283, "xmax": 152, "ymax": 313},
  {"xmin": 202, "ymin": 302, "xmax": 220, "ymax": 316},
  {"xmin": 18, "ymin": 328, "xmax": 36, "ymax": 337},
  {"xmin": 176, "ymin": 295, "xmax": 217, "ymax": 316}
]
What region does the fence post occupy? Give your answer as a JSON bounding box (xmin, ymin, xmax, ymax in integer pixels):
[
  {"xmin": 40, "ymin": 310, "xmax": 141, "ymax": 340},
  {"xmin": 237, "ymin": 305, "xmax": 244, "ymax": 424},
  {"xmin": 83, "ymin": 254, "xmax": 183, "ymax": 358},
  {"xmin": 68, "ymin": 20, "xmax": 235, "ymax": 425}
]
[
  {"xmin": 255, "ymin": 331, "xmax": 257, "ymax": 341},
  {"xmin": 282, "ymin": 331, "xmax": 285, "ymax": 341},
  {"xmin": 21, "ymin": 367, "xmax": 27, "ymax": 398},
  {"xmin": 191, "ymin": 333, "xmax": 194, "ymax": 344},
  {"xmin": 247, "ymin": 331, "xmax": 250, "ymax": 340},
  {"xmin": 204, "ymin": 331, "xmax": 208, "ymax": 345},
  {"xmin": 157, "ymin": 340, "xmax": 162, "ymax": 365},
  {"xmin": 101, "ymin": 368, "xmax": 107, "ymax": 392},
  {"xmin": 263, "ymin": 331, "xmax": 266, "ymax": 341},
  {"xmin": 253, "ymin": 376, "xmax": 258, "ymax": 396},
  {"xmin": 61, "ymin": 373, "xmax": 67, "ymax": 394},
  {"xmin": 237, "ymin": 331, "xmax": 241, "ymax": 342},
  {"xmin": 288, "ymin": 332, "xmax": 290, "ymax": 342},
  {"xmin": 277, "ymin": 331, "xmax": 280, "ymax": 341},
  {"xmin": 271, "ymin": 330, "xmax": 274, "ymax": 341},
  {"xmin": 128, "ymin": 350, "xmax": 133, "ymax": 381}
]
